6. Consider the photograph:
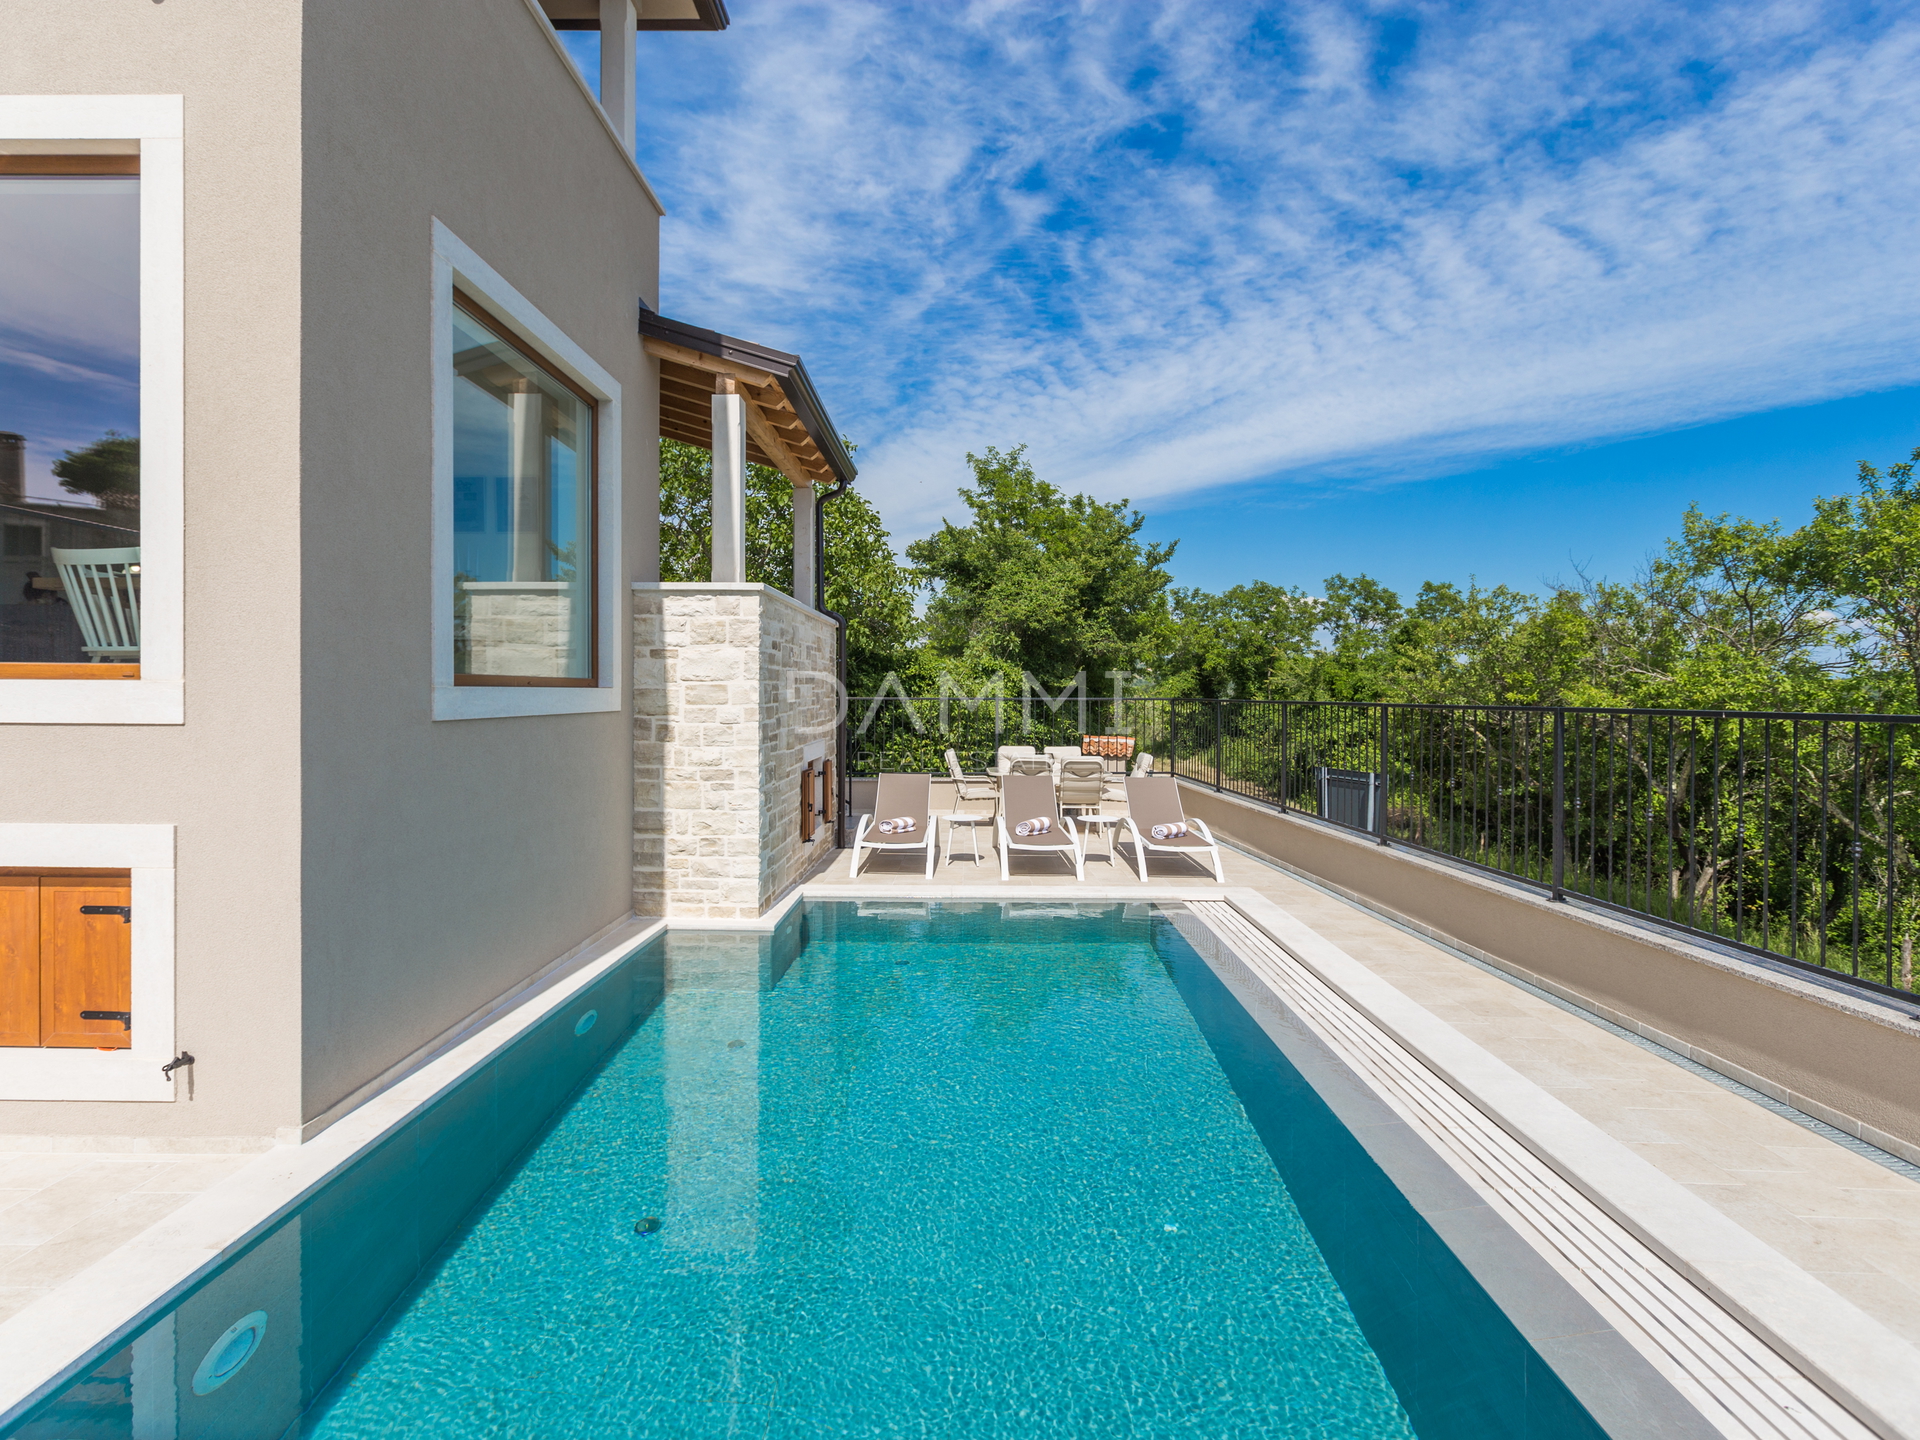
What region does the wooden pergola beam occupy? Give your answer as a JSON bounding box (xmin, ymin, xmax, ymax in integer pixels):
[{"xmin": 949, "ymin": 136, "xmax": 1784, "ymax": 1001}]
[
  {"xmin": 652, "ymin": 347, "xmax": 831, "ymax": 485},
  {"xmin": 644, "ymin": 336, "xmax": 777, "ymax": 390},
  {"xmin": 742, "ymin": 403, "xmax": 812, "ymax": 488}
]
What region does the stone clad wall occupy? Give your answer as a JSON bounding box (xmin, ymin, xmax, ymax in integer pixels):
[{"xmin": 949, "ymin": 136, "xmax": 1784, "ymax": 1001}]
[{"xmin": 633, "ymin": 583, "xmax": 839, "ymax": 920}]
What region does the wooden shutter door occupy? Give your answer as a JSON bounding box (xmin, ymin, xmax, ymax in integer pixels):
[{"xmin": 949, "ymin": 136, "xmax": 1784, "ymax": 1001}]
[
  {"xmin": 40, "ymin": 878, "xmax": 132, "ymax": 1049},
  {"xmin": 0, "ymin": 876, "xmax": 38, "ymax": 1047}
]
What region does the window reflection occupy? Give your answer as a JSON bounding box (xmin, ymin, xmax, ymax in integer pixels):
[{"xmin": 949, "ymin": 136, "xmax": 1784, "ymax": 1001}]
[
  {"xmin": 451, "ymin": 295, "xmax": 596, "ymax": 685},
  {"xmin": 0, "ymin": 167, "xmax": 141, "ymax": 675}
]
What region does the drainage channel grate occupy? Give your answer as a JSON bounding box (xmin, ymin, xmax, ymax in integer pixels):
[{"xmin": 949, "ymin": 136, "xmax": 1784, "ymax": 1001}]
[{"xmin": 1187, "ymin": 899, "xmax": 1873, "ymax": 1440}]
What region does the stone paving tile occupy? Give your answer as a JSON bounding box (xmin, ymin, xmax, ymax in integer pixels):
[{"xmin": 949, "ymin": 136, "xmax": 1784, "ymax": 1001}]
[
  {"xmin": 0, "ymin": 1163, "xmax": 173, "ymax": 1246},
  {"xmin": 0, "ymin": 1191, "xmax": 190, "ymax": 1289},
  {"xmin": 1623, "ymin": 1141, "xmax": 1744, "ymax": 1187},
  {"xmin": 0, "ymin": 1149, "xmax": 262, "ymax": 1309},
  {"xmin": 0, "ymin": 1155, "xmax": 93, "ymax": 1190},
  {"xmin": 1717, "ymin": 1164, "xmax": 1920, "ymax": 1219},
  {"xmin": 130, "ymin": 1155, "xmax": 253, "ymax": 1193}
]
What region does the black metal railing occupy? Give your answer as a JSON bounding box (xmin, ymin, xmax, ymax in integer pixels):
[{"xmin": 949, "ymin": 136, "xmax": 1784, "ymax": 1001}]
[{"xmin": 847, "ymin": 695, "xmax": 1920, "ymax": 999}]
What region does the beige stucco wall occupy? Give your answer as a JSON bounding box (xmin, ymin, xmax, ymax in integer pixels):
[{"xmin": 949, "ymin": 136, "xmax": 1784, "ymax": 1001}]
[
  {"xmin": 0, "ymin": 0, "xmax": 308, "ymax": 1139},
  {"xmin": 294, "ymin": 0, "xmax": 661, "ymax": 1125},
  {"xmin": 634, "ymin": 584, "xmax": 839, "ymax": 920},
  {"xmin": 1179, "ymin": 783, "xmax": 1920, "ymax": 1160},
  {"xmin": 0, "ymin": 0, "xmax": 667, "ymax": 1139}
]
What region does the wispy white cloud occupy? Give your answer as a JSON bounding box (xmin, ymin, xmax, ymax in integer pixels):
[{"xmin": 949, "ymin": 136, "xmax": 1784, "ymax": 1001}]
[{"xmin": 635, "ymin": 1, "xmax": 1920, "ymax": 537}]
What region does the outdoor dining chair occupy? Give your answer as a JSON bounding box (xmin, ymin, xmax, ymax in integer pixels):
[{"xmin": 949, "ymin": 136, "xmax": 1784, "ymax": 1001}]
[
  {"xmin": 1122, "ymin": 775, "xmax": 1225, "ymax": 883},
  {"xmin": 847, "ymin": 773, "xmax": 936, "ymax": 878},
  {"xmin": 1057, "ymin": 758, "xmax": 1106, "ymax": 814},
  {"xmin": 51, "ymin": 546, "xmax": 140, "ymax": 662},
  {"xmin": 995, "ymin": 745, "xmax": 1039, "ymax": 775},
  {"xmin": 943, "ymin": 748, "xmax": 999, "ymax": 807}
]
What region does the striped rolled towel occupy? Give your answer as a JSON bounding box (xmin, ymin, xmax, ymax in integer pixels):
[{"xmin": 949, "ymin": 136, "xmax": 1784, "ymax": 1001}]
[
  {"xmin": 1013, "ymin": 816, "xmax": 1054, "ymax": 837},
  {"xmin": 875, "ymin": 816, "xmax": 917, "ymax": 835},
  {"xmin": 1149, "ymin": 822, "xmax": 1190, "ymax": 840}
]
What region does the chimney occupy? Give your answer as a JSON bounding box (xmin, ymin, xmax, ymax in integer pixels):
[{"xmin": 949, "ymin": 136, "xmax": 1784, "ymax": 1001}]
[{"xmin": 0, "ymin": 433, "xmax": 23, "ymax": 505}]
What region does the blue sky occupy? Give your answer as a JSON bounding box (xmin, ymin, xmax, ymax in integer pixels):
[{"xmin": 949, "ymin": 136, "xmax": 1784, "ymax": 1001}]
[{"xmin": 572, "ymin": 0, "xmax": 1920, "ymax": 601}]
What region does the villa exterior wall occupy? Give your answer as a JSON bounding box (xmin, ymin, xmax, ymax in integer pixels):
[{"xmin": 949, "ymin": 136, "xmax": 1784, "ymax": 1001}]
[
  {"xmin": 1178, "ymin": 782, "xmax": 1920, "ymax": 1162},
  {"xmin": 0, "ymin": 1, "xmax": 309, "ymax": 1140},
  {"xmin": 293, "ymin": 0, "xmax": 662, "ymax": 1129},
  {"xmin": 0, "ymin": 0, "xmax": 667, "ymax": 1141},
  {"xmin": 634, "ymin": 584, "xmax": 838, "ymax": 921}
]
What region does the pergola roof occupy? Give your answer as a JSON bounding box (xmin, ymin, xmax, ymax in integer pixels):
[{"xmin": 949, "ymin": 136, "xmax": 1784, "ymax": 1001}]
[
  {"xmin": 639, "ymin": 308, "xmax": 856, "ymax": 490},
  {"xmin": 540, "ymin": 0, "xmax": 729, "ymax": 31}
]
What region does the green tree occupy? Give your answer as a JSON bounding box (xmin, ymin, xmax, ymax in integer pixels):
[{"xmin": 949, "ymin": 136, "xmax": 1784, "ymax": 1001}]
[
  {"xmin": 1158, "ymin": 581, "xmax": 1319, "ymax": 698},
  {"xmin": 52, "ymin": 431, "xmax": 139, "ymax": 508},
  {"xmin": 1802, "ymin": 448, "xmax": 1920, "ymax": 709},
  {"xmin": 907, "ymin": 445, "xmax": 1176, "ymax": 685},
  {"xmin": 657, "ymin": 438, "xmax": 917, "ymax": 693},
  {"xmin": 1552, "ymin": 506, "xmax": 1839, "ymax": 711}
]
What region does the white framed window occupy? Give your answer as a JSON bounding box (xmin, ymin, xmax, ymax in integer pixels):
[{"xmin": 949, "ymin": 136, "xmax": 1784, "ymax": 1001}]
[
  {"xmin": 0, "ymin": 96, "xmax": 183, "ymax": 725},
  {"xmin": 430, "ymin": 220, "xmax": 623, "ymax": 719},
  {"xmin": 0, "ymin": 824, "xmax": 175, "ymax": 1101}
]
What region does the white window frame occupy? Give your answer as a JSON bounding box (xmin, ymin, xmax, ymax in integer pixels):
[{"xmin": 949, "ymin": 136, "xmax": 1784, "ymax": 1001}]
[
  {"xmin": 0, "ymin": 95, "xmax": 184, "ymax": 725},
  {"xmin": 430, "ymin": 219, "xmax": 624, "ymax": 720},
  {"xmin": 0, "ymin": 824, "xmax": 176, "ymax": 1101}
]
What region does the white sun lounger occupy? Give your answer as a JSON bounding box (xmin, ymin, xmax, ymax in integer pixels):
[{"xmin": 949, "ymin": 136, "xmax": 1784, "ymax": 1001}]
[
  {"xmin": 848, "ymin": 773, "xmax": 936, "ymax": 879},
  {"xmin": 1123, "ymin": 775, "xmax": 1225, "ymax": 883},
  {"xmin": 997, "ymin": 772, "xmax": 1084, "ymax": 881}
]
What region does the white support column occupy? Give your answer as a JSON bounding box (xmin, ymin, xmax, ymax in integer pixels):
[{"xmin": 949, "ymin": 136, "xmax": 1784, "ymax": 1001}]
[
  {"xmin": 791, "ymin": 482, "xmax": 817, "ymax": 609},
  {"xmin": 508, "ymin": 380, "xmax": 549, "ymax": 580},
  {"xmin": 711, "ymin": 382, "xmax": 747, "ymax": 584},
  {"xmin": 598, "ymin": 0, "xmax": 637, "ymax": 155}
]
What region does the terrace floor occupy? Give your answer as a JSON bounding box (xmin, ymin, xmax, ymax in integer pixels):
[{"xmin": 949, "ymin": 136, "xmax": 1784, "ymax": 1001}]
[
  {"xmin": 816, "ymin": 779, "xmax": 1920, "ymax": 1350},
  {"xmin": 0, "ymin": 1140, "xmax": 264, "ymax": 1324}
]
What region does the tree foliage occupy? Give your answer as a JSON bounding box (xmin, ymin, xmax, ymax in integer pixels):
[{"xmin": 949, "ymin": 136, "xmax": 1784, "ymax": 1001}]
[
  {"xmin": 906, "ymin": 445, "xmax": 1176, "ymax": 685},
  {"xmin": 657, "ymin": 431, "xmax": 1920, "ymax": 721},
  {"xmin": 51, "ymin": 431, "xmax": 139, "ymax": 507},
  {"xmin": 1802, "ymin": 448, "xmax": 1920, "ymax": 709}
]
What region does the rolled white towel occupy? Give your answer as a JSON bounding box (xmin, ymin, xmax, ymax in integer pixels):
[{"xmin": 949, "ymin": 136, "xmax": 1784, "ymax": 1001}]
[
  {"xmin": 1013, "ymin": 816, "xmax": 1054, "ymax": 837},
  {"xmin": 875, "ymin": 816, "xmax": 917, "ymax": 835},
  {"xmin": 1149, "ymin": 821, "xmax": 1189, "ymax": 840}
]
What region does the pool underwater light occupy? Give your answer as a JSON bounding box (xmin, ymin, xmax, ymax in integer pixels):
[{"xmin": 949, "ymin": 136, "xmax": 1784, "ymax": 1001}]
[{"xmin": 192, "ymin": 1311, "xmax": 268, "ymax": 1395}]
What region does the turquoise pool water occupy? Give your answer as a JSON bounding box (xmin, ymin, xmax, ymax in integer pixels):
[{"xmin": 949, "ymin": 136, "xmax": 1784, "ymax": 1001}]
[{"xmin": 7, "ymin": 902, "xmax": 1602, "ymax": 1438}]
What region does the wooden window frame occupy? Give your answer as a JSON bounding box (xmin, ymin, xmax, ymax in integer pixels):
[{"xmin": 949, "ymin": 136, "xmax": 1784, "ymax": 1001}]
[
  {"xmin": 0, "ymin": 154, "xmax": 139, "ymax": 175},
  {"xmin": 449, "ymin": 288, "xmax": 600, "ymax": 689},
  {"xmin": 429, "ymin": 219, "xmax": 622, "ymax": 723}
]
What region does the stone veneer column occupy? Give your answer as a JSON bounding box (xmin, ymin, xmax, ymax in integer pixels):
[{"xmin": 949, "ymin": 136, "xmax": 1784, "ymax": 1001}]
[{"xmin": 633, "ymin": 583, "xmax": 840, "ymax": 920}]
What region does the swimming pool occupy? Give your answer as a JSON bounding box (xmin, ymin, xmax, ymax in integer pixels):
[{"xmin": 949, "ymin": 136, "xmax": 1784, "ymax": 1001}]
[{"xmin": 6, "ymin": 901, "xmax": 1607, "ymax": 1438}]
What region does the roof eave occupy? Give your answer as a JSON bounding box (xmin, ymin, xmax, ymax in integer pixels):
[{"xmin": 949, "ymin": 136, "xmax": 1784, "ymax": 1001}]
[{"xmin": 638, "ymin": 309, "xmax": 857, "ymax": 487}]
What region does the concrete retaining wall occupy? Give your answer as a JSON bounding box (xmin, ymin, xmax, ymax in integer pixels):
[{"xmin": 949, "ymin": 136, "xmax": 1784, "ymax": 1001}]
[{"xmin": 1179, "ymin": 783, "xmax": 1920, "ymax": 1163}]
